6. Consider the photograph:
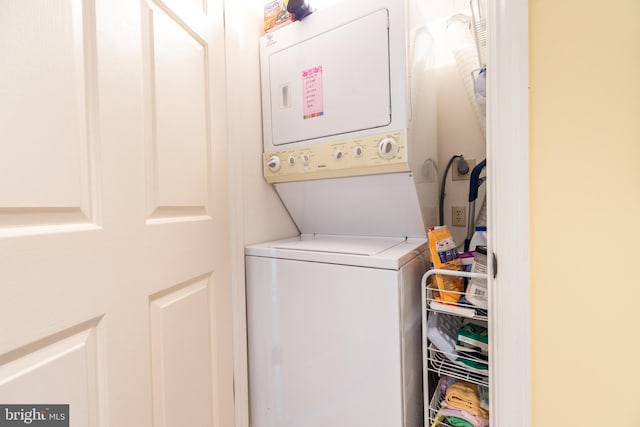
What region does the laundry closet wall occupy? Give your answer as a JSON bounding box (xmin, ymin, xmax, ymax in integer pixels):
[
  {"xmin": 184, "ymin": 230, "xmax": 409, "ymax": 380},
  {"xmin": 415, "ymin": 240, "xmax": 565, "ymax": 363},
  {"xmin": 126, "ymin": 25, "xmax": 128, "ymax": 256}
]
[
  {"xmin": 226, "ymin": 0, "xmax": 299, "ymax": 248},
  {"xmin": 530, "ymin": 0, "xmax": 640, "ymax": 425},
  {"xmin": 431, "ymin": 18, "xmax": 486, "ymax": 243},
  {"xmin": 225, "ymin": 2, "xmax": 299, "ymax": 425}
]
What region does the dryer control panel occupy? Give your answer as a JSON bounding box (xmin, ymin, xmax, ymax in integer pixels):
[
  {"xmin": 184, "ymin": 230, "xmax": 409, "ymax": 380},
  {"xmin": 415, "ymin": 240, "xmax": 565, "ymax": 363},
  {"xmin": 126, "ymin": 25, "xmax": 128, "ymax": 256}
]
[{"xmin": 264, "ymin": 131, "xmax": 409, "ymax": 183}]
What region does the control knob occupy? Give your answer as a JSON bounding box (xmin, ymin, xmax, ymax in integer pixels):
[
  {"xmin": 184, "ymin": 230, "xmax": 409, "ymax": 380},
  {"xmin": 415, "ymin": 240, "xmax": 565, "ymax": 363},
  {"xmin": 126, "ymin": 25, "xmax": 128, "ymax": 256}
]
[
  {"xmin": 353, "ymin": 145, "xmax": 364, "ymax": 158},
  {"xmin": 377, "ymin": 137, "xmax": 399, "ymax": 160},
  {"xmin": 267, "ymin": 155, "xmax": 281, "ymax": 173}
]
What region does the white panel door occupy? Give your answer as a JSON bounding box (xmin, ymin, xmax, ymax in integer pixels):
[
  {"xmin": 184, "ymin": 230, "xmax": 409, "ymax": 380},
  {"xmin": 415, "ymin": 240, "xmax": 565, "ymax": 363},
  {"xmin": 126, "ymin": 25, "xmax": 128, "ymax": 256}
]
[{"xmin": 0, "ymin": 0, "xmax": 233, "ymax": 426}]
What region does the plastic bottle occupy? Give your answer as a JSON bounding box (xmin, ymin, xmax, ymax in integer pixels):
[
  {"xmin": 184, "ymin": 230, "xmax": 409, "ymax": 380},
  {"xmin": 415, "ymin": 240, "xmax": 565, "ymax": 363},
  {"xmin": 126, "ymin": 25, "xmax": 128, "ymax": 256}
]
[{"xmin": 469, "ymin": 225, "xmax": 487, "ymax": 251}]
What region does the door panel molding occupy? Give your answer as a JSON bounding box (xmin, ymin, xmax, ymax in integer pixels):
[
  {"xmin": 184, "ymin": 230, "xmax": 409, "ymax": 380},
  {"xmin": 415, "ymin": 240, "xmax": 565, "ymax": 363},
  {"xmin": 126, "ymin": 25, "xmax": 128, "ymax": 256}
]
[
  {"xmin": 142, "ymin": 2, "xmax": 212, "ymax": 222},
  {"xmin": 150, "ymin": 275, "xmax": 215, "ymax": 427},
  {"xmin": 0, "ymin": 317, "xmax": 106, "ymax": 427},
  {"xmin": 0, "ymin": 0, "xmax": 100, "ymax": 231}
]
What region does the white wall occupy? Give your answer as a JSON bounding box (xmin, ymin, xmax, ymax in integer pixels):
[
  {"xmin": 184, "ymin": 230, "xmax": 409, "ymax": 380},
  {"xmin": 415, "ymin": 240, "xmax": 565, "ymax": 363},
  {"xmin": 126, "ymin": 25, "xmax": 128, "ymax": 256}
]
[
  {"xmin": 427, "ymin": 7, "xmax": 487, "ymax": 246},
  {"xmin": 226, "ymin": 0, "xmax": 298, "ymax": 248},
  {"xmin": 436, "ymin": 60, "xmax": 486, "ymax": 245},
  {"xmin": 225, "ymin": 3, "xmax": 299, "ymax": 426}
]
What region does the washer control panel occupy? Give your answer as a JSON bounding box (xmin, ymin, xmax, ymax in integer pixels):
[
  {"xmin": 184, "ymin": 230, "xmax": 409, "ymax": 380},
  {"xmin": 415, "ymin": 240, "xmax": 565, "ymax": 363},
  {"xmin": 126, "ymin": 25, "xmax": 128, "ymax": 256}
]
[{"xmin": 264, "ymin": 131, "xmax": 408, "ymax": 183}]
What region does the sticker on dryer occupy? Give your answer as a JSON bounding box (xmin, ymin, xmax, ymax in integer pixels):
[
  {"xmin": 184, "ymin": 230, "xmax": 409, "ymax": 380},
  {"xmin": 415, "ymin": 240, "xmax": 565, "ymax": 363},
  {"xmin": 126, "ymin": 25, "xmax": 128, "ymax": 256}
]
[{"xmin": 302, "ymin": 65, "xmax": 324, "ymax": 119}]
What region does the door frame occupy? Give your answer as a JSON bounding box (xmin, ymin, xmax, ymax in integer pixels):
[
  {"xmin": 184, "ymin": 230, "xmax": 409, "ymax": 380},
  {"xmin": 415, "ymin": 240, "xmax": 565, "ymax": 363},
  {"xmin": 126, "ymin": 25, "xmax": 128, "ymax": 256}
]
[{"xmin": 487, "ymin": 0, "xmax": 531, "ymax": 426}]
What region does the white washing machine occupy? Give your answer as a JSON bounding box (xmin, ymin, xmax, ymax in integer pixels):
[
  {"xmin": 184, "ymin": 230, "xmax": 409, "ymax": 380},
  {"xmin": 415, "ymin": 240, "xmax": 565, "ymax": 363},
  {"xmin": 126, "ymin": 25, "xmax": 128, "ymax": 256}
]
[
  {"xmin": 248, "ymin": 0, "xmax": 435, "ymax": 425},
  {"xmin": 245, "ymin": 235, "xmax": 428, "ymax": 427}
]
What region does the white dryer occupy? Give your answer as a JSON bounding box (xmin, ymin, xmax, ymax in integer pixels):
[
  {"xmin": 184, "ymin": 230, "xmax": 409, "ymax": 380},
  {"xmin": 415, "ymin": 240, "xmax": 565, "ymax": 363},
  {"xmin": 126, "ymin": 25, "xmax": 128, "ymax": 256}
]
[
  {"xmin": 259, "ymin": 0, "xmax": 438, "ymax": 238},
  {"xmin": 245, "ymin": 235, "xmax": 428, "ymax": 427}
]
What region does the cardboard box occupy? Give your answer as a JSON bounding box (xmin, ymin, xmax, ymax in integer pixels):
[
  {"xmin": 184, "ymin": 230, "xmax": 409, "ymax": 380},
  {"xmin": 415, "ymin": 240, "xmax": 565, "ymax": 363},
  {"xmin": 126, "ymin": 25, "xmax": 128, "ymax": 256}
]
[{"xmin": 264, "ymin": 0, "xmax": 294, "ymax": 32}]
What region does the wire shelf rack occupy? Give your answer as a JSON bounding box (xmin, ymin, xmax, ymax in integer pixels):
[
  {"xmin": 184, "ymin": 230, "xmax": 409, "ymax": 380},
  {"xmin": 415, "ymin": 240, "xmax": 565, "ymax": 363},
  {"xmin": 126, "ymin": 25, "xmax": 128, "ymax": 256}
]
[
  {"xmin": 425, "ymin": 286, "xmax": 488, "ymax": 321},
  {"xmin": 427, "ymin": 344, "xmax": 488, "ymax": 387},
  {"xmin": 421, "ymin": 268, "xmax": 490, "ymax": 426}
]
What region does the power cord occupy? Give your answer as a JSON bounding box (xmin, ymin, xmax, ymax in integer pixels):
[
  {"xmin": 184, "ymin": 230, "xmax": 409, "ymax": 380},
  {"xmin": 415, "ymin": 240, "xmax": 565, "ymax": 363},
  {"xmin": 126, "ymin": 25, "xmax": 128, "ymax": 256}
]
[{"xmin": 439, "ymin": 154, "xmax": 469, "ymax": 225}]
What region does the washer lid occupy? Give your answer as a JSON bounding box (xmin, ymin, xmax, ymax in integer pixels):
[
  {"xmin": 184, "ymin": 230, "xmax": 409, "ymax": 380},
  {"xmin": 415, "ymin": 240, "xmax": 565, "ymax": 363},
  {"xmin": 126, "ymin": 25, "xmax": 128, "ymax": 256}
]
[
  {"xmin": 246, "ymin": 234, "xmax": 428, "ymax": 269},
  {"xmin": 270, "ymin": 235, "xmax": 405, "ymax": 256}
]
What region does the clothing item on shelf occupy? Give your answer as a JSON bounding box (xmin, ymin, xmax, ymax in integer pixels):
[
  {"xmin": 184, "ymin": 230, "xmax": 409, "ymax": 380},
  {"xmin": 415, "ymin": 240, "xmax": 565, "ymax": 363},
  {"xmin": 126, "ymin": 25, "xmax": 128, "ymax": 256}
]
[
  {"xmin": 437, "ymin": 407, "xmax": 489, "ymax": 427},
  {"xmin": 456, "ymin": 323, "xmax": 488, "ymax": 353},
  {"xmin": 445, "ymin": 416, "xmax": 474, "ymax": 427},
  {"xmin": 437, "ymin": 374, "xmax": 460, "ymax": 392},
  {"xmin": 453, "ymin": 323, "xmax": 489, "ymax": 370},
  {"xmin": 445, "ymin": 381, "xmax": 489, "ymax": 418},
  {"xmin": 455, "ymin": 351, "xmax": 488, "ymax": 372}
]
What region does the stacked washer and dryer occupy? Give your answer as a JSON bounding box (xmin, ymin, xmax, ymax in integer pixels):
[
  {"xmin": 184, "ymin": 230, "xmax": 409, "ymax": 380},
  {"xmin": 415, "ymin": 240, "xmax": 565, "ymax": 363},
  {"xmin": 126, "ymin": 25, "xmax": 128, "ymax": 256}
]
[{"xmin": 245, "ymin": 1, "xmax": 437, "ymax": 426}]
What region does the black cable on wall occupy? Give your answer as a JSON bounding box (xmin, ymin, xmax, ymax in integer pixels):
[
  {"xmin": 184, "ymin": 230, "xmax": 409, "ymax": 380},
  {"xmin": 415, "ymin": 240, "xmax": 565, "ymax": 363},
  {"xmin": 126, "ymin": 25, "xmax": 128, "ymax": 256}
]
[{"xmin": 439, "ymin": 154, "xmax": 469, "ymax": 226}]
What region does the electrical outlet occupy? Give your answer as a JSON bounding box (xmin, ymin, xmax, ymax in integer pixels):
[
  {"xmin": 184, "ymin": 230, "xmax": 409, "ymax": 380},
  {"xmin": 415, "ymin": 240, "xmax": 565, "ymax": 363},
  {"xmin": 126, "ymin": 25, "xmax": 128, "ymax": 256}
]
[
  {"xmin": 452, "ymin": 206, "xmax": 467, "ymax": 227},
  {"xmin": 452, "ymin": 158, "xmax": 476, "ymax": 181}
]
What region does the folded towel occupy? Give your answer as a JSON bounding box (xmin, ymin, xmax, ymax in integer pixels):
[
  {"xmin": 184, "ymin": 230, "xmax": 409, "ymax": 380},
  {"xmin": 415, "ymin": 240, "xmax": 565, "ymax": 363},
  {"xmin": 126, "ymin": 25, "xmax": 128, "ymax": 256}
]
[
  {"xmin": 445, "ymin": 417, "xmax": 474, "ymax": 427},
  {"xmin": 456, "ymin": 323, "xmax": 488, "ymax": 353},
  {"xmin": 438, "ymin": 407, "xmax": 489, "ymax": 427},
  {"xmin": 445, "ymin": 381, "xmax": 489, "ymax": 418}
]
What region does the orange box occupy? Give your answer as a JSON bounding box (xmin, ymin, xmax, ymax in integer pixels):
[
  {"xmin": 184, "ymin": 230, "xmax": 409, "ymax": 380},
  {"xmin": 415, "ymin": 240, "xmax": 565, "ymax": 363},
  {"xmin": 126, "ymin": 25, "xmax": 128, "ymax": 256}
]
[{"xmin": 264, "ymin": 0, "xmax": 294, "ymax": 32}]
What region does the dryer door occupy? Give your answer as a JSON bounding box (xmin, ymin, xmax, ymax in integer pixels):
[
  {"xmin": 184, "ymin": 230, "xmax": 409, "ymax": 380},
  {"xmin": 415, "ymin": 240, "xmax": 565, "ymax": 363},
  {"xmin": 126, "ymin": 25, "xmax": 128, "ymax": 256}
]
[{"xmin": 265, "ymin": 9, "xmax": 391, "ymax": 146}]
